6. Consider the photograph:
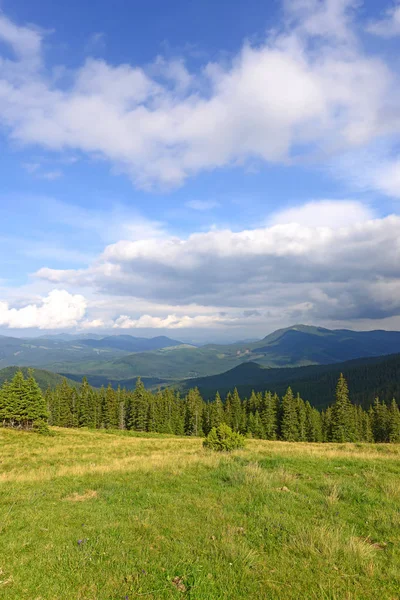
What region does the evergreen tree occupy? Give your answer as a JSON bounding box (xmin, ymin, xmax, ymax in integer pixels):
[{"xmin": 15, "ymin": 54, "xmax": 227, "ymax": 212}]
[
  {"xmin": 261, "ymin": 392, "xmax": 278, "ymax": 440},
  {"xmin": 305, "ymin": 401, "xmax": 322, "ymax": 442},
  {"xmin": 388, "ymin": 399, "xmax": 400, "ymax": 443},
  {"xmin": 209, "ymin": 392, "xmax": 224, "ymax": 430},
  {"xmin": 103, "ymin": 384, "xmax": 119, "ymax": 429},
  {"xmin": 331, "ymin": 374, "xmax": 356, "ymax": 443},
  {"xmin": 230, "ymin": 388, "xmax": 244, "ymax": 432},
  {"xmin": 184, "ymin": 388, "xmax": 203, "ymax": 436},
  {"xmin": 280, "ymin": 388, "xmax": 299, "ymax": 441},
  {"xmin": 371, "ymin": 397, "xmax": 390, "ymax": 443},
  {"xmin": 58, "ymin": 379, "xmax": 74, "ymax": 427},
  {"xmin": 25, "ymin": 370, "xmax": 48, "ymax": 427},
  {"xmin": 296, "ymin": 394, "xmax": 307, "ymax": 442}
]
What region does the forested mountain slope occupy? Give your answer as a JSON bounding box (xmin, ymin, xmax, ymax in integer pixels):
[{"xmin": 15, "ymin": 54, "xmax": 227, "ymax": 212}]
[{"xmin": 181, "ymin": 353, "xmax": 400, "ymax": 409}]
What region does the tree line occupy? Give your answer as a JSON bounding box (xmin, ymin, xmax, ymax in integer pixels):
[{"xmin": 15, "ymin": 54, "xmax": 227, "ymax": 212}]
[{"xmin": 1, "ymin": 370, "xmax": 400, "ymax": 442}]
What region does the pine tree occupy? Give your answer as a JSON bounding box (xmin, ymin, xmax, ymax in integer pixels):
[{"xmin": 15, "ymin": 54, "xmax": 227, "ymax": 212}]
[
  {"xmin": 280, "ymin": 387, "xmax": 299, "ymax": 441},
  {"xmin": 371, "ymin": 397, "xmax": 390, "ymax": 442},
  {"xmin": 296, "ymin": 394, "xmax": 307, "ymax": 442},
  {"xmin": 261, "ymin": 392, "xmax": 278, "ymax": 440},
  {"xmin": 58, "ymin": 379, "xmax": 74, "ymax": 427},
  {"xmin": 388, "ymin": 399, "xmax": 400, "ymax": 443},
  {"xmin": 25, "ymin": 370, "xmax": 49, "ymax": 427},
  {"xmin": 305, "ymin": 401, "xmax": 322, "ymax": 442},
  {"xmin": 0, "ymin": 379, "xmax": 16, "ymax": 425},
  {"xmin": 230, "ymin": 388, "xmax": 243, "ymax": 432},
  {"xmin": 103, "ymin": 384, "xmax": 119, "ymax": 429},
  {"xmin": 209, "ymin": 392, "xmax": 224, "ymax": 430},
  {"xmin": 129, "ymin": 378, "xmax": 149, "ymax": 431},
  {"xmin": 331, "ymin": 374, "xmax": 355, "ymax": 443},
  {"xmin": 184, "ymin": 388, "xmax": 203, "ymax": 436}
]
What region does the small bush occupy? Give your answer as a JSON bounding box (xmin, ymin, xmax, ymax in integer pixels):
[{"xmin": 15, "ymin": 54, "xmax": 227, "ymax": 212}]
[
  {"xmin": 33, "ymin": 419, "xmax": 53, "ymax": 436},
  {"xmin": 203, "ymin": 424, "xmax": 245, "ymax": 452}
]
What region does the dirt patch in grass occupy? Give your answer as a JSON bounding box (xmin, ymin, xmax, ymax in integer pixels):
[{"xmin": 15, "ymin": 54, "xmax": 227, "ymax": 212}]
[{"xmin": 65, "ymin": 490, "xmax": 98, "ymax": 502}]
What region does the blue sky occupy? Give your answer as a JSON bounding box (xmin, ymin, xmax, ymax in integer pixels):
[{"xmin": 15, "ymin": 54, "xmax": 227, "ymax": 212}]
[{"xmin": 1, "ymin": 0, "xmax": 400, "ymax": 342}]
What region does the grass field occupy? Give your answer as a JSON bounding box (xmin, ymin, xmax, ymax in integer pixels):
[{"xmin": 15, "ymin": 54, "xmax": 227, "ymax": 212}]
[{"xmin": 1, "ymin": 430, "xmax": 400, "ymax": 599}]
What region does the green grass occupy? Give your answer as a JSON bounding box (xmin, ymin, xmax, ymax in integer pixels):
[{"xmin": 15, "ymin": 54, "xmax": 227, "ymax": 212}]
[{"xmin": 1, "ymin": 430, "xmax": 400, "ymax": 599}]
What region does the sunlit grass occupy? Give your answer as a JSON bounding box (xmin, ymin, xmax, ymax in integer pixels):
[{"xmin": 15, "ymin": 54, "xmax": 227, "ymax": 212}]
[{"xmin": 0, "ymin": 428, "xmax": 399, "ymax": 599}]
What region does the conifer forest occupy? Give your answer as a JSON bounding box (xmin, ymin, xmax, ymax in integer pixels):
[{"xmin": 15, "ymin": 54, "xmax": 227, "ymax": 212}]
[{"xmin": 1, "ymin": 370, "xmax": 400, "ymax": 443}]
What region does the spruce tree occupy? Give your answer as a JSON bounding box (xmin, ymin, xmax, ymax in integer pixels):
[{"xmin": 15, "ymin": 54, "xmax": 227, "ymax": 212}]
[
  {"xmin": 184, "ymin": 388, "xmax": 204, "ymax": 436},
  {"xmin": 25, "ymin": 370, "xmax": 48, "ymax": 428},
  {"xmin": 388, "ymin": 399, "xmax": 400, "ymax": 443},
  {"xmin": 280, "ymin": 387, "xmax": 299, "ymax": 441},
  {"xmin": 209, "ymin": 392, "xmax": 224, "ymax": 430},
  {"xmin": 331, "ymin": 374, "xmax": 355, "ymax": 443},
  {"xmin": 261, "ymin": 392, "xmax": 278, "ymax": 440}
]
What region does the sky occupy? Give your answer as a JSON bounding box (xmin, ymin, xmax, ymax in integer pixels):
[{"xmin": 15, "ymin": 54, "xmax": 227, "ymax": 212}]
[{"xmin": 0, "ymin": 0, "xmax": 400, "ymax": 342}]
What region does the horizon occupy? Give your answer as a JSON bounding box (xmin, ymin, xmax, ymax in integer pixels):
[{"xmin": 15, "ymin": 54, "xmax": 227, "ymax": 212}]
[{"xmin": 1, "ymin": 0, "xmax": 400, "ymax": 338}]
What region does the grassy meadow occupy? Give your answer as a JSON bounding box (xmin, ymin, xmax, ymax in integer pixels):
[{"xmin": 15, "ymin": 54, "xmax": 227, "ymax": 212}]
[{"xmin": 0, "ymin": 429, "xmax": 400, "ymax": 599}]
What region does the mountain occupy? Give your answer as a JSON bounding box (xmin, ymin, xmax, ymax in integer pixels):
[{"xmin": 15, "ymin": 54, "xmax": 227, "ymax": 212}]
[
  {"xmin": 0, "ymin": 334, "xmax": 185, "ymax": 369},
  {"xmin": 0, "ymin": 367, "xmax": 80, "ymax": 391},
  {"xmin": 180, "ymin": 353, "xmax": 400, "ymax": 409},
  {"xmin": 78, "ymin": 335, "xmax": 184, "ymax": 352},
  {"xmin": 2, "ymin": 325, "xmax": 400, "ymax": 383},
  {"xmin": 55, "ymin": 324, "xmax": 400, "ymax": 381}
]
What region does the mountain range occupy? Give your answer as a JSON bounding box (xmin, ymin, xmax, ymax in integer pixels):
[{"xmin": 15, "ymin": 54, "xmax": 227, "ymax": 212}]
[
  {"xmin": 2, "ymin": 325, "xmax": 400, "ymax": 391},
  {"xmin": 0, "ymin": 334, "xmax": 185, "ymax": 369},
  {"xmin": 58, "ymin": 324, "xmax": 400, "ymax": 382}
]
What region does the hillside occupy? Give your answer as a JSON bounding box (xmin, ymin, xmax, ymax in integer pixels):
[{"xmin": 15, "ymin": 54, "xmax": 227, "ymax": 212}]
[
  {"xmin": 181, "ymin": 353, "xmax": 400, "ymax": 408},
  {"xmin": 0, "ymin": 366, "xmax": 80, "ymax": 391},
  {"xmin": 54, "ymin": 324, "xmax": 400, "ymax": 381}
]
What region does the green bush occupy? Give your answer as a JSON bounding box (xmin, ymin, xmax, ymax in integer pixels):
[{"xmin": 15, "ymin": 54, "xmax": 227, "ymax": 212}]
[{"xmin": 203, "ymin": 424, "xmax": 245, "ymax": 452}]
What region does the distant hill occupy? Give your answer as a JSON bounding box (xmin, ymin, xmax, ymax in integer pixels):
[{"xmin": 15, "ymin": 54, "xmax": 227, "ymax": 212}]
[
  {"xmin": 180, "ymin": 353, "xmax": 400, "ymax": 409},
  {"xmin": 0, "ymin": 367, "xmax": 79, "ymax": 392},
  {"xmin": 0, "ymin": 334, "xmax": 185, "ymax": 370},
  {"xmin": 56, "ymin": 324, "xmax": 400, "ymax": 381},
  {"xmin": 79, "ymin": 335, "xmax": 184, "ymax": 352}
]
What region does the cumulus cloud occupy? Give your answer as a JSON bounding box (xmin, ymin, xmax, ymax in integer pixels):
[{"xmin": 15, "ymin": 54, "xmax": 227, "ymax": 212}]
[
  {"xmin": 268, "ymin": 200, "xmax": 374, "ymax": 228},
  {"xmin": 35, "ymin": 202, "xmax": 400, "ymax": 324},
  {"xmin": 367, "ymin": 2, "xmax": 400, "ymax": 37},
  {"xmin": 0, "ymin": 289, "xmax": 87, "ymax": 329},
  {"xmin": 0, "ymin": 3, "xmax": 398, "ymax": 192}
]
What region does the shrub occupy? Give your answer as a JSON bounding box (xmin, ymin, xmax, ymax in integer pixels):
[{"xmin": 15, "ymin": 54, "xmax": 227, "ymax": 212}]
[{"xmin": 203, "ymin": 424, "xmax": 245, "ymax": 452}]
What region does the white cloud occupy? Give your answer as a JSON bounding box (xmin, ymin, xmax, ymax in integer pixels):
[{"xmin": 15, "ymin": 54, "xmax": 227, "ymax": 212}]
[
  {"xmin": 0, "ymin": 289, "xmax": 87, "ymax": 329},
  {"xmin": 112, "ymin": 313, "xmax": 248, "ymax": 329},
  {"xmin": 80, "ymin": 318, "xmax": 105, "ymax": 329},
  {"xmin": 0, "ymin": 12, "xmax": 42, "ymax": 60},
  {"xmin": 367, "ymin": 2, "xmax": 400, "ymax": 38},
  {"xmin": 268, "ymin": 200, "xmax": 374, "ymax": 228},
  {"xmin": 0, "ymin": 3, "xmax": 398, "ymax": 192}
]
